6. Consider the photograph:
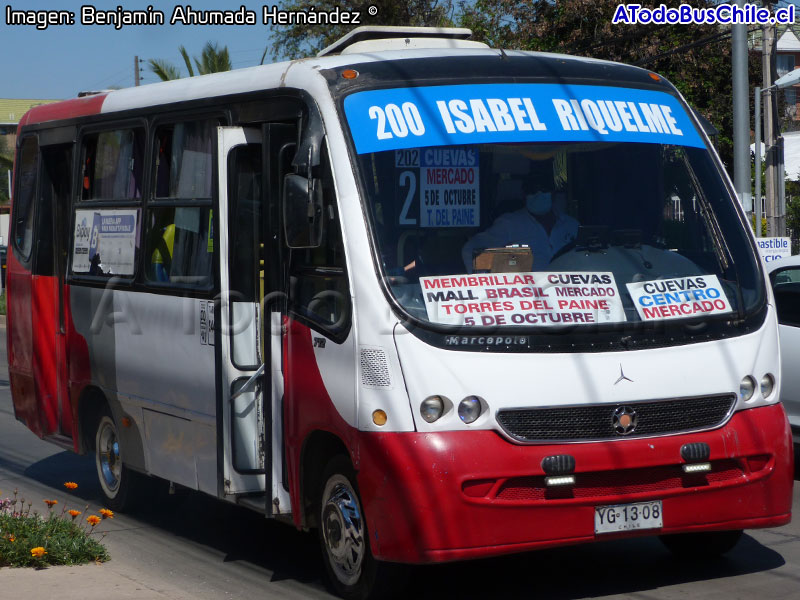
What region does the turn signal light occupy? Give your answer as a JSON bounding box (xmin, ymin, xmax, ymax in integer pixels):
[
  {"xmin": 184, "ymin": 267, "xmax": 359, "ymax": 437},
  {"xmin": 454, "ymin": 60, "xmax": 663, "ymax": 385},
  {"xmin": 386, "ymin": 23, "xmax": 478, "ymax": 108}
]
[{"xmin": 372, "ymin": 410, "xmax": 387, "ymax": 426}]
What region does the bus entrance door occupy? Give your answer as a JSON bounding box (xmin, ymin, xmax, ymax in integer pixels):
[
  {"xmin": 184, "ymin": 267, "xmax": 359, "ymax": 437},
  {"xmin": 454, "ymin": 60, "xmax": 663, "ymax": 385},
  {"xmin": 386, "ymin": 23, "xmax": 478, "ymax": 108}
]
[{"xmin": 217, "ymin": 125, "xmax": 293, "ymax": 516}]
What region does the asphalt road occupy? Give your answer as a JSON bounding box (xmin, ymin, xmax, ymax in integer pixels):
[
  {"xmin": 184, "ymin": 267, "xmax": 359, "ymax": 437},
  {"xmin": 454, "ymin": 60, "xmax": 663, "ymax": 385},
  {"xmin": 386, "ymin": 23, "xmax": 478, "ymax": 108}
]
[{"xmin": 0, "ymin": 326, "xmax": 799, "ymax": 599}]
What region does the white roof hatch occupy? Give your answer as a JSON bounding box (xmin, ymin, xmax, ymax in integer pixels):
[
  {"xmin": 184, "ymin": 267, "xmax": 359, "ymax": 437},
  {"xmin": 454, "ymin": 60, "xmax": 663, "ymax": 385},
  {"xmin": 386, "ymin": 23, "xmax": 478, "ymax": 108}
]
[{"xmin": 317, "ymin": 26, "xmax": 488, "ymax": 56}]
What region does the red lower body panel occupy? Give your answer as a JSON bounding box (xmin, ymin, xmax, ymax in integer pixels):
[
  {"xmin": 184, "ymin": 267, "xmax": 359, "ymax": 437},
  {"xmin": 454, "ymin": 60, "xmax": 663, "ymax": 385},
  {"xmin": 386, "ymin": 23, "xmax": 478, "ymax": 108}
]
[{"xmin": 356, "ymin": 403, "xmax": 793, "ymax": 563}]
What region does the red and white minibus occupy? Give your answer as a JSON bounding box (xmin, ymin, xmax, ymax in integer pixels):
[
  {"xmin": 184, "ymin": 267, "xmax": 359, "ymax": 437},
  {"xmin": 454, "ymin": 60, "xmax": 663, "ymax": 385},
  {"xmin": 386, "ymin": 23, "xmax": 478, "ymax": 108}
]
[{"xmin": 7, "ymin": 26, "xmax": 793, "ymax": 599}]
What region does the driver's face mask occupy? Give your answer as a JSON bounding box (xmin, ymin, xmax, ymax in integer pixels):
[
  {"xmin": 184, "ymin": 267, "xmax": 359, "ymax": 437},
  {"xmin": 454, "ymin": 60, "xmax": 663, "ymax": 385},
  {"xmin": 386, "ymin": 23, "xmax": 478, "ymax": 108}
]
[{"xmin": 526, "ymin": 191, "xmax": 552, "ymax": 216}]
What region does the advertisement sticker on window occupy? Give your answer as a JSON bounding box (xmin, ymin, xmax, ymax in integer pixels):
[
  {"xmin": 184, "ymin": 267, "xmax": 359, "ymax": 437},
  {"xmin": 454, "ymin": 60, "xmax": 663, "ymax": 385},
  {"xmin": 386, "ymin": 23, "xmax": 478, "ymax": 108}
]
[
  {"xmin": 419, "ymin": 271, "xmax": 626, "ymax": 326},
  {"xmin": 625, "ymin": 275, "xmax": 732, "ymax": 321},
  {"xmin": 73, "ymin": 209, "xmax": 138, "ymax": 276}
]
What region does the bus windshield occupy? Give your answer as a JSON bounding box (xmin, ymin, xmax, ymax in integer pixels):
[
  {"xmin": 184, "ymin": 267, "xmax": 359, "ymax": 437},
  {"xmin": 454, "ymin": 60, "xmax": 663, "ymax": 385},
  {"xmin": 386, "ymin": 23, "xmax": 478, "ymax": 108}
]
[{"xmin": 344, "ymin": 83, "xmax": 763, "ymax": 330}]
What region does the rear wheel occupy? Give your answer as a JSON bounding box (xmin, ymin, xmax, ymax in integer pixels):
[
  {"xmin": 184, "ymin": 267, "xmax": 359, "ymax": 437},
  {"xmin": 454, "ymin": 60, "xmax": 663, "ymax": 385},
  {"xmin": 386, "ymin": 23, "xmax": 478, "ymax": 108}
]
[
  {"xmin": 318, "ymin": 456, "xmax": 402, "ymax": 600},
  {"xmin": 94, "ymin": 408, "xmax": 144, "ymax": 511},
  {"xmin": 659, "ymin": 530, "xmax": 743, "ymax": 559}
]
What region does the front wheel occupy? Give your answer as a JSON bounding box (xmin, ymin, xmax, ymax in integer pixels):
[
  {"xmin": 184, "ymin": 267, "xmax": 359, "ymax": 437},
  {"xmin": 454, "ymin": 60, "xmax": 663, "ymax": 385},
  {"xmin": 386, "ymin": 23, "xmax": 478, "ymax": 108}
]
[
  {"xmin": 318, "ymin": 456, "xmax": 402, "ymax": 600},
  {"xmin": 94, "ymin": 409, "xmax": 144, "ymax": 512},
  {"xmin": 659, "ymin": 529, "xmax": 743, "ymax": 559}
]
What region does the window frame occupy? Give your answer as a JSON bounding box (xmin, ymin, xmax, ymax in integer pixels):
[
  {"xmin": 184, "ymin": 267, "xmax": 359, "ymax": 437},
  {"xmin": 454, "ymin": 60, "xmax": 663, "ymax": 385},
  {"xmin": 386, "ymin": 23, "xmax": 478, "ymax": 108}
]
[
  {"xmin": 69, "ymin": 119, "xmax": 148, "ymax": 284},
  {"xmin": 140, "ymin": 114, "xmax": 224, "ymax": 293}
]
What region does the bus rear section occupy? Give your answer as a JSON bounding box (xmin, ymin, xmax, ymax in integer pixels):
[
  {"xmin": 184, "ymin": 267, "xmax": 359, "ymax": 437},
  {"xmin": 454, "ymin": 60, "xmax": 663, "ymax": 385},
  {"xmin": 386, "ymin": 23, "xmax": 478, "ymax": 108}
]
[{"xmin": 4, "ymin": 28, "xmax": 794, "ymax": 600}]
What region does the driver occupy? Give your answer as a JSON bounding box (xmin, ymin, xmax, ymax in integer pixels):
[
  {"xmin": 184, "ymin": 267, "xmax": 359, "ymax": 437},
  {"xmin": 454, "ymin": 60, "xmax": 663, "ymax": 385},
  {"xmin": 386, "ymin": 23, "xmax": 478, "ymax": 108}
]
[{"xmin": 462, "ymin": 171, "xmax": 578, "ymax": 272}]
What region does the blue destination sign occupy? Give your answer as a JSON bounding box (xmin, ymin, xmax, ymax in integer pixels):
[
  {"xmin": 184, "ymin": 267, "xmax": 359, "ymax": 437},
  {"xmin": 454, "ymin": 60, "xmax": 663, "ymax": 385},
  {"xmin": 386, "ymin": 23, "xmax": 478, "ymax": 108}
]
[{"xmin": 343, "ymin": 83, "xmax": 705, "ymax": 154}]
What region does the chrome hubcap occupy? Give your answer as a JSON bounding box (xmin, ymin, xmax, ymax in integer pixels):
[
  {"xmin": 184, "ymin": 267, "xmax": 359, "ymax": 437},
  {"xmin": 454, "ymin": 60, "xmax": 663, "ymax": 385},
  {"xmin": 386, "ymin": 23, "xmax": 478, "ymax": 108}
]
[
  {"xmin": 322, "ymin": 477, "xmax": 365, "ymax": 586},
  {"xmin": 97, "ymin": 420, "xmax": 121, "ymax": 494}
]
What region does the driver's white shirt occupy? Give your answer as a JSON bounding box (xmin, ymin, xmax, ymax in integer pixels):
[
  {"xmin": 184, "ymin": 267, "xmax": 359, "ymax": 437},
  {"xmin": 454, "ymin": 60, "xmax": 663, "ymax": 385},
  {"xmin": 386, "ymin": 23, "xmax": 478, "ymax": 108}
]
[{"xmin": 462, "ymin": 208, "xmax": 579, "ymax": 272}]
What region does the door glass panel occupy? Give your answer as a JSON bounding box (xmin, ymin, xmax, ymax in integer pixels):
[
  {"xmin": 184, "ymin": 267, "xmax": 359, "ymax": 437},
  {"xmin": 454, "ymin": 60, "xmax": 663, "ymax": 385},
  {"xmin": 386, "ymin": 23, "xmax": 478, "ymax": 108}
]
[
  {"xmin": 229, "ymin": 144, "xmax": 264, "ymax": 369},
  {"xmin": 13, "ymin": 137, "xmax": 38, "ymax": 261}
]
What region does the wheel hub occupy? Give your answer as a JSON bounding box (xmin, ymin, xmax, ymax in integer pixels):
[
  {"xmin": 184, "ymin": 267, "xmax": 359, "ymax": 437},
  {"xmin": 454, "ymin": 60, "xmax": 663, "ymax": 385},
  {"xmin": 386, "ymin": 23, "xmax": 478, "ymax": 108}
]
[
  {"xmin": 322, "ymin": 481, "xmax": 365, "ymax": 585},
  {"xmin": 98, "ymin": 421, "xmax": 121, "ymax": 492}
]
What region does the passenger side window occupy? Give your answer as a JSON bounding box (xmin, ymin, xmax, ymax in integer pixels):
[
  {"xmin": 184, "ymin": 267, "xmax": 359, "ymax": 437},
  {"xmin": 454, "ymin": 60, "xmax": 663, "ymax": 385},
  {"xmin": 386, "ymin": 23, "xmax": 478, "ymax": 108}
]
[
  {"xmin": 145, "ymin": 119, "xmax": 217, "ymax": 288},
  {"xmin": 12, "ymin": 136, "xmax": 39, "ymax": 261},
  {"xmin": 72, "ymin": 127, "xmax": 143, "ymax": 279},
  {"xmin": 288, "ymin": 145, "xmax": 350, "ymax": 339},
  {"xmin": 81, "ymin": 128, "xmax": 144, "ymax": 200},
  {"xmin": 772, "ymin": 267, "xmax": 800, "ymax": 327},
  {"xmin": 144, "ymin": 206, "xmax": 213, "ymax": 287},
  {"xmin": 154, "ymin": 121, "xmax": 215, "ymax": 199}
]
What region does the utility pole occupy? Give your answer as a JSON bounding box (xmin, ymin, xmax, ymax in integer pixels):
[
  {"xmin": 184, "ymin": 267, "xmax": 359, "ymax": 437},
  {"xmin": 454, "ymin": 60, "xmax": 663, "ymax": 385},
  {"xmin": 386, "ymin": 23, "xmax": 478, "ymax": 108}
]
[
  {"xmin": 134, "ymin": 55, "xmax": 141, "ymax": 87},
  {"xmin": 732, "ymin": 0, "xmax": 750, "ymax": 213},
  {"xmin": 763, "ymin": 20, "xmax": 779, "ymax": 237}
]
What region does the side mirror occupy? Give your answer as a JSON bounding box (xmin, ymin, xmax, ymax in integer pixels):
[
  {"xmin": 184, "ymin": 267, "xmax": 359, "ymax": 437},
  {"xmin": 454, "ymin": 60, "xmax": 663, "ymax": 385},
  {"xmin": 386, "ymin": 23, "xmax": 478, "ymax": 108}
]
[{"xmin": 283, "ymin": 173, "xmax": 323, "ymax": 248}]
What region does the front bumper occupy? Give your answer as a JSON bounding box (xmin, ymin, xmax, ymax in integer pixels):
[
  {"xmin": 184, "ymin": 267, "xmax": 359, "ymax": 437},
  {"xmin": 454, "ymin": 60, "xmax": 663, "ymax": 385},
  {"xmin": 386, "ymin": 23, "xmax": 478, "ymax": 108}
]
[{"xmin": 356, "ymin": 403, "xmax": 794, "ymax": 563}]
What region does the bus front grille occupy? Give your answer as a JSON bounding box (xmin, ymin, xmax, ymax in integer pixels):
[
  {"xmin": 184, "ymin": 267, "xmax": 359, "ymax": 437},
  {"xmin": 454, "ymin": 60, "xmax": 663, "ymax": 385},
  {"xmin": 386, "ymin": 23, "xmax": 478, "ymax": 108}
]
[{"xmin": 496, "ymin": 394, "xmax": 737, "ymax": 443}]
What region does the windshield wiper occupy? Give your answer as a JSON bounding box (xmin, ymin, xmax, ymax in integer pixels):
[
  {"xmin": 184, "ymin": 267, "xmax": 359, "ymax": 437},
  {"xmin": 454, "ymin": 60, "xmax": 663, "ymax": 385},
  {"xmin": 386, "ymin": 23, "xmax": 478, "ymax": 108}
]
[{"xmin": 678, "ymin": 152, "xmax": 745, "ymax": 320}]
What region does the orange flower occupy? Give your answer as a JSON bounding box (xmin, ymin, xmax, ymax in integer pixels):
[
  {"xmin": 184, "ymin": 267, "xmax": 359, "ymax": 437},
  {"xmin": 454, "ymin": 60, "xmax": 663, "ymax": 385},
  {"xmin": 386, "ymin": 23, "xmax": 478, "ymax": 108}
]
[
  {"xmin": 86, "ymin": 515, "xmax": 101, "ymax": 527},
  {"xmin": 44, "ymin": 499, "xmax": 58, "ymax": 508},
  {"xmin": 68, "ymin": 510, "xmax": 81, "ymax": 519},
  {"xmin": 99, "ymin": 508, "xmax": 114, "ymax": 519},
  {"xmin": 7, "ymin": 535, "xmax": 15, "ymax": 543},
  {"xmin": 30, "ymin": 547, "xmax": 47, "ymax": 558},
  {"xmin": 63, "ymin": 482, "xmax": 78, "ymax": 490}
]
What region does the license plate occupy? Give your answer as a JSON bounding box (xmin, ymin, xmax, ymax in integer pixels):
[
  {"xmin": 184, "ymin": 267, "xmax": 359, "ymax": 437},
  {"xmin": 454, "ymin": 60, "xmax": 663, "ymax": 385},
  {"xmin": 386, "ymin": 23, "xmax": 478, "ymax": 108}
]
[{"xmin": 595, "ymin": 500, "xmax": 663, "ymax": 534}]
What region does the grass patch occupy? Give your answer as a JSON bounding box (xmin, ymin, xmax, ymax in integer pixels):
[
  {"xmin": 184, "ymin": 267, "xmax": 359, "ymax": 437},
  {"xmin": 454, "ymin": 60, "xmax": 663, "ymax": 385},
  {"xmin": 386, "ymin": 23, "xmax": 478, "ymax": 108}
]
[
  {"xmin": 0, "ymin": 488, "xmax": 110, "ymax": 567},
  {"xmin": 0, "ymin": 291, "xmax": 5, "ymax": 316}
]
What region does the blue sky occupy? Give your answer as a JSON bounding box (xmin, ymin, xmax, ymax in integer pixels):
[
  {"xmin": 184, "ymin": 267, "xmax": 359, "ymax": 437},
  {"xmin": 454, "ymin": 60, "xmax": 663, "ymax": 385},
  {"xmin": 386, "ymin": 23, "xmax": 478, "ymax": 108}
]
[{"xmin": 1, "ymin": 1, "xmax": 281, "ymax": 99}]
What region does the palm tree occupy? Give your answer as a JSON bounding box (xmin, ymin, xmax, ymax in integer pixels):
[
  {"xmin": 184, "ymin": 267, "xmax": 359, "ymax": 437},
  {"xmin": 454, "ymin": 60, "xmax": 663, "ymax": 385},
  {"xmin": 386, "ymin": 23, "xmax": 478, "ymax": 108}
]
[
  {"xmin": 194, "ymin": 42, "xmax": 231, "ymax": 75},
  {"xmin": 149, "ymin": 42, "xmax": 232, "ymax": 81}
]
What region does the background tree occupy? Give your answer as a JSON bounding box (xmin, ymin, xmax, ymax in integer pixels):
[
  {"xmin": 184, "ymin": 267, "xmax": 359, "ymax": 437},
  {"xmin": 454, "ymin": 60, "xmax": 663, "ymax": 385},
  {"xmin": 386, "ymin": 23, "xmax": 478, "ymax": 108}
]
[
  {"xmin": 460, "ymin": 0, "xmax": 761, "ymax": 169},
  {"xmin": 266, "ymin": 0, "xmax": 455, "ymax": 60},
  {"xmin": 149, "ymin": 42, "xmax": 232, "ymax": 81}
]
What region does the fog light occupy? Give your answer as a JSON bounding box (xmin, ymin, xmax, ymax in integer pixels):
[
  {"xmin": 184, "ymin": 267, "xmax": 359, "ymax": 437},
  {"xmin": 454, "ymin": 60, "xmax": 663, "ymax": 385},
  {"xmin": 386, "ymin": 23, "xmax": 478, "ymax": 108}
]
[
  {"xmin": 372, "ymin": 410, "xmax": 387, "ymax": 426},
  {"xmin": 420, "ymin": 396, "xmax": 445, "ymax": 423},
  {"xmin": 545, "ymin": 475, "xmax": 576, "ymax": 487},
  {"xmin": 760, "ymin": 373, "xmax": 775, "ymax": 399},
  {"xmin": 740, "ymin": 376, "xmax": 756, "ymax": 401},
  {"xmin": 458, "ymin": 396, "xmax": 482, "ymax": 424},
  {"xmin": 682, "ymin": 462, "xmax": 712, "ymax": 473}
]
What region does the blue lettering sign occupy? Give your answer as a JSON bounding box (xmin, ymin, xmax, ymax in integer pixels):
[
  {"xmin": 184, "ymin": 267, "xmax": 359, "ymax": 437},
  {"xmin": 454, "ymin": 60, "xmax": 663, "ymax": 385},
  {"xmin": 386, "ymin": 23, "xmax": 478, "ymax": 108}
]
[{"xmin": 344, "ymin": 83, "xmax": 705, "ymax": 154}]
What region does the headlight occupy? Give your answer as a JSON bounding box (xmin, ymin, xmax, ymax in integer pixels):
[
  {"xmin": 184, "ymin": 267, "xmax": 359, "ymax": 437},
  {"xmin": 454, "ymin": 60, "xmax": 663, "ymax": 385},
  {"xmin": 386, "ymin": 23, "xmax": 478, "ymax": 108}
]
[
  {"xmin": 458, "ymin": 396, "xmax": 483, "ymax": 424},
  {"xmin": 420, "ymin": 396, "xmax": 445, "ymax": 423},
  {"xmin": 740, "ymin": 376, "xmax": 756, "ymax": 401},
  {"xmin": 760, "ymin": 373, "xmax": 775, "ymax": 399}
]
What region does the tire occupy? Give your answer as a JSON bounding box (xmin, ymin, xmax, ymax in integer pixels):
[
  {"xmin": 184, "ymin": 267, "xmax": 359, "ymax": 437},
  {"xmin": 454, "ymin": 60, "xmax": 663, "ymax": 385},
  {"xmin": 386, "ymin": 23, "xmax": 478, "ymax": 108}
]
[
  {"xmin": 94, "ymin": 407, "xmax": 145, "ymax": 512},
  {"xmin": 318, "ymin": 456, "xmax": 402, "ymax": 600},
  {"xmin": 659, "ymin": 529, "xmax": 743, "ymax": 559}
]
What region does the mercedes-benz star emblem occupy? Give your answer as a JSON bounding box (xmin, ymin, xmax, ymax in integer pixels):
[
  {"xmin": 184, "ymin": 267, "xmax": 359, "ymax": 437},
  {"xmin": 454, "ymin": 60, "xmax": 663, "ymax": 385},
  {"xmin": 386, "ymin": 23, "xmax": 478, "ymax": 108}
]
[
  {"xmin": 614, "ymin": 364, "xmax": 633, "ymax": 385},
  {"xmin": 612, "ymin": 406, "xmax": 638, "ymax": 435}
]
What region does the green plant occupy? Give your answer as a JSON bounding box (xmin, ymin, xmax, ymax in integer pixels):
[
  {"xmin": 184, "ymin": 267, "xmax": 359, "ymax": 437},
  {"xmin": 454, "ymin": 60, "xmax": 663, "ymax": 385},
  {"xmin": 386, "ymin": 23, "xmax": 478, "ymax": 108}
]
[
  {"xmin": 0, "ymin": 488, "xmax": 110, "ymax": 567},
  {"xmin": 0, "ymin": 292, "xmax": 6, "ymax": 316}
]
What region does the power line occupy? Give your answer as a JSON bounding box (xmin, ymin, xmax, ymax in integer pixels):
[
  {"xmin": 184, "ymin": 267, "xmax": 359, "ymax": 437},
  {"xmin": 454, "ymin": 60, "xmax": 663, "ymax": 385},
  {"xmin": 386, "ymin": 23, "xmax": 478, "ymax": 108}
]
[{"xmin": 633, "ymin": 29, "xmax": 735, "ymax": 67}]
